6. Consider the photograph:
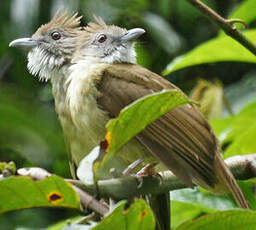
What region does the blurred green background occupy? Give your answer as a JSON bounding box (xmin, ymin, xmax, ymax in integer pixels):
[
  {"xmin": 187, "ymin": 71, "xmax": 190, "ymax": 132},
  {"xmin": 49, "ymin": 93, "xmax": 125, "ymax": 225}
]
[{"xmin": 1, "ymin": 0, "xmax": 256, "ymax": 229}]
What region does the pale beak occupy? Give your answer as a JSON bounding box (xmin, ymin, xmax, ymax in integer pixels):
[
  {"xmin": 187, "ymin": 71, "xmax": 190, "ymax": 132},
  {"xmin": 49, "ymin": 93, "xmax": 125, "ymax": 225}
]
[
  {"xmin": 9, "ymin": 38, "xmax": 39, "ymax": 48},
  {"xmin": 120, "ymin": 28, "xmax": 145, "ymax": 42}
]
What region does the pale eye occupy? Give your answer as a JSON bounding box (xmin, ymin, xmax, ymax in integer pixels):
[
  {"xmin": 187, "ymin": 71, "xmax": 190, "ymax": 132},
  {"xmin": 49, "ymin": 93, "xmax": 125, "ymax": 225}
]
[
  {"xmin": 51, "ymin": 31, "xmax": 61, "ymax": 40},
  {"xmin": 98, "ymin": 34, "xmax": 107, "ymax": 43}
]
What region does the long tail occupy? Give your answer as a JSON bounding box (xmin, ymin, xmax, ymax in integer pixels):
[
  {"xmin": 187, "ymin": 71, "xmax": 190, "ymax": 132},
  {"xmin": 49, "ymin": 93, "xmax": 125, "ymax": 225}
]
[{"xmin": 215, "ymin": 154, "xmax": 250, "ymax": 209}]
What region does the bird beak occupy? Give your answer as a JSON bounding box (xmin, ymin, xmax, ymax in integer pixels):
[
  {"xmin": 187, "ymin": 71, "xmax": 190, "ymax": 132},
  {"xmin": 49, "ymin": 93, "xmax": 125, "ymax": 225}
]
[
  {"xmin": 9, "ymin": 38, "xmax": 39, "ymax": 48},
  {"xmin": 120, "ymin": 28, "xmax": 145, "ymax": 42}
]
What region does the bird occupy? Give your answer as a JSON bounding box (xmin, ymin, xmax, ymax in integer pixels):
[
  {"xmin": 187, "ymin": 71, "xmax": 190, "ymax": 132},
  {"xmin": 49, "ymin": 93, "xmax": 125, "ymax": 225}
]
[
  {"xmin": 10, "ymin": 10, "xmax": 249, "ymax": 224},
  {"xmin": 69, "ymin": 16, "xmax": 250, "ymax": 209},
  {"xmin": 9, "ymin": 10, "xmax": 84, "ymax": 178}
]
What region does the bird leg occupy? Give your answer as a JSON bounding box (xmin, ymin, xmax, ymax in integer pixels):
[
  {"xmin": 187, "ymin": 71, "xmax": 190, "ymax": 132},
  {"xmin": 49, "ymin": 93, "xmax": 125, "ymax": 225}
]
[
  {"xmin": 123, "ymin": 160, "xmax": 162, "ymax": 188},
  {"xmin": 122, "ymin": 158, "xmax": 144, "ymax": 176}
]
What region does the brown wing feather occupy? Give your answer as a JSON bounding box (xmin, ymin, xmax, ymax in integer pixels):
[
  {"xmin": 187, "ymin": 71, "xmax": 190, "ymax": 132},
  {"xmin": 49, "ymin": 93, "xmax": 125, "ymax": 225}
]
[
  {"xmin": 96, "ymin": 63, "xmax": 250, "ymax": 208},
  {"xmin": 97, "ymin": 63, "xmax": 219, "ymax": 189}
]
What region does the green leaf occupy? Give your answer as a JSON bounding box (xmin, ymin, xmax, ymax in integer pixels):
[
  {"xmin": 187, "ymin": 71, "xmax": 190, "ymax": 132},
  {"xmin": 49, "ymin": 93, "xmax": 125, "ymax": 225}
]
[
  {"xmin": 47, "ymin": 216, "xmax": 84, "ymax": 230},
  {"xmin": 210, "ymin": 117, "xmax": 234, "ymax": 143},
  {"xmin": 211, "ymin": 100, "xmax": 256, "ymax": 158},
  {"xmin": 171, "ymin": 188, "xmax": 237, "ymax": 211},
  {"xmin": 163, "ymin": 30, "xmax": 256, "ymax": 75},
  {"xmin": 224, "ymin": 123, "xmax": 256, "ymax": 158},
  {"xmin": 219, "ymin": 0, "xmax": 256, "ymax": 35},
  {"xmin": 171, "ymin": 200, "xmax": 215, "ymax": 229},
  {"xmin": 105, "ymin": 90, "xmax": 190, "ymax": 154},
  {"xmin": 0, "ymin": 175, "xmax": 80, "ymax": 213},
  {"xmin": 92, "ymin": 200, "xmax": 155, "ymax": 230},
  {"xmin": 175, "ymin": 210, "xmax": 256, "ymax": 230},
  {"xmin": 238, "ymin": 179, "xmax": 256, "ymax": 210}
]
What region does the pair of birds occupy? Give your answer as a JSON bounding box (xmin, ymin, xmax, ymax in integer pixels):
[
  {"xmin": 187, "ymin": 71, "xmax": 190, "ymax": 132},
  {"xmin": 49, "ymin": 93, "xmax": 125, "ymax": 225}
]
[{"xmin": 10, "ymin": 10, "xmax": 249, "ymax": 212}]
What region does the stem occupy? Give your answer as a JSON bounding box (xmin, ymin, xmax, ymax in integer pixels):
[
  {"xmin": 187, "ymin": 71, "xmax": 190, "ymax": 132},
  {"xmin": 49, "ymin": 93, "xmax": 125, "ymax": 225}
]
[
  {"xmin": 72, "ymin": 185, "xmax": 109, "ymax": 215},
  {"xmin": 186, "ymin": 0, "xmax": 256, "ymax": 56}
]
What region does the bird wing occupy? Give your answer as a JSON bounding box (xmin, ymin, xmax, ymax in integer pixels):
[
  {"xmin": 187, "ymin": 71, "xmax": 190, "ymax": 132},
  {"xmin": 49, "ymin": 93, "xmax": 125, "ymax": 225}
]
[{"xmin": 96, "ymin": 63, "xmax": 219, "ymax": 189}]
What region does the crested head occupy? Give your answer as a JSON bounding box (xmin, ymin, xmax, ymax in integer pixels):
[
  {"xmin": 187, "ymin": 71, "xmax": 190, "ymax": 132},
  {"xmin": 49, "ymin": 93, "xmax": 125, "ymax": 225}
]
[
  {"xmin": 29, "ymin": 10, "xmax": 83, "ymax": 81},
  {"xmin": 73, "ymin": 16, "xmax": 145, "ymax": 64},
  {"xmin": 10, "ymin": 10, "xmax": 83, "ymax": 81}
]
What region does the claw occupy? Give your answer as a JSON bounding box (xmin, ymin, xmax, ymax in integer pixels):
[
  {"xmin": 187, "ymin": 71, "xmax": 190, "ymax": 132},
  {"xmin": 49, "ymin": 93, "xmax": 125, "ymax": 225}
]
[
  {"xmin": 122, "ymin": 158, "xmax": 144, "ymax": 176},
  {"xmin": 131, "ymin": 162, "xmax": 161, "ymax": 188}
]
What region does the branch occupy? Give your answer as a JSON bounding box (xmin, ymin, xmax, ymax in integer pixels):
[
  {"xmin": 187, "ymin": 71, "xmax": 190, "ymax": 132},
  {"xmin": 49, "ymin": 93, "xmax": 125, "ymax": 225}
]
[
  {"xmin": 72, "ymin": 185, "xmax": 109, "ymax": 215},
  {"xmin": 186, "ymin": 0, "xmax": 256, "ymax": 56},
  {"xmin": 68, "ymin": 153, "xmax": 256, "ymax": 200}
]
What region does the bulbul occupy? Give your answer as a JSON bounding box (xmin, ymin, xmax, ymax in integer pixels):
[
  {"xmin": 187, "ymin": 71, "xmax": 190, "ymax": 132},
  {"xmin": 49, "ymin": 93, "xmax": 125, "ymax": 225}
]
[
  {"xmin": 10, "ymin": 12, "xmax": 249, "ymax": 213},
  {"xmin": 71, "ymin": 17, "xmax": 250, "ymax": 209},
  {"xmin": 9, "ymin": 10, "xmax": 83, "ymax": 177}
]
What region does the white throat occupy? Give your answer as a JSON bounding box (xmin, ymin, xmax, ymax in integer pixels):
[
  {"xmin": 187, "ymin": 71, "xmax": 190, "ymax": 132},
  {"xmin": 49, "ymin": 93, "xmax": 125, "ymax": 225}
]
[
  {"xmin": 27, "ymin": 47, "xmax": 66, "ymax": 81},
  {"xmin": 101, "ymin": 42, "xmax": 137, "ymax": 64}
]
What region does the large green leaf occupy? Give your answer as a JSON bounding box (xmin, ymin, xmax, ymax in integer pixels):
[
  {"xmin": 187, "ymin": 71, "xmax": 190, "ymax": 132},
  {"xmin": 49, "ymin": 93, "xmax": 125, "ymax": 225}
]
[
  {"xmin": 93, "ymin": 200, "xmax": 155, "ymax": 230},
  {"xmin": 175, "ymin": 209, "xmax": 256, "ymax": 230},
  {"xmin": 163, "ymin": 30, "xmax": 256, "ymax": 75},
  {"xmin": 0, "ymin": 175, "xmax": 80, "ymax": 213},
  {"xmin": 104, "ymin": 90, "xmax": 190, "ymax": 154}
]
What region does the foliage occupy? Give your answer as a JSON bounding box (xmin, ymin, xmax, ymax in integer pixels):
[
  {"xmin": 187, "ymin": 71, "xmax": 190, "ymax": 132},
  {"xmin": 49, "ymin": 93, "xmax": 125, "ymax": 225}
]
[
  {"xmin": 176, "ymin": 209, "xmax": 256, "ymax": 230},
  {"xmin": 211, "ymin": 100, "xmax": 256, "ymax": 158},
  {"xmin": 1, "ymin": 0, "xmax": 256, "ymax": 229},
  {"xmin": 163, "ymin": 29, "xmax": 256, "ymax": 75},
  {"xmin": 0, "ymin": 175, "xmax": 80, "ymax": 213}
]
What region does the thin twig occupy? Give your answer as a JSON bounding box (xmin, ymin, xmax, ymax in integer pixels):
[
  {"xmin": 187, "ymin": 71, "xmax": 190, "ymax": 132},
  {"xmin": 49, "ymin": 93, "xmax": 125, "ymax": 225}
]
[
  {"xmin": 186, "ymin": 0, "xmax": 256, "ymax": 56},
  {"xmin": 72, "ymin": 185, "xmax": 109, "ymax": 215}
]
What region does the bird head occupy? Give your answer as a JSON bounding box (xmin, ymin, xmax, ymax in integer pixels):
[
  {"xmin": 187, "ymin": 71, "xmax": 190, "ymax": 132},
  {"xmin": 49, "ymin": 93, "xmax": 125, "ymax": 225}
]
[
  {"xmin": 9, "ymin": 10, "xmax": 83, "ymax": 81},
  {"xmin": 74, "ymin": 16, "xmax": 145, "ymax": 64}
]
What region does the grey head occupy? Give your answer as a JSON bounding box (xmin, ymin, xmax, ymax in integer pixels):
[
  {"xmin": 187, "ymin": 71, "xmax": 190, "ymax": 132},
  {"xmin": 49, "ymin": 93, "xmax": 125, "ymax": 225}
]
[
  {"xmin": 74, "ymin": 16, "xmax": 145, "ymax": 64},
  {"xmin": 9, "ymin": 10, "xmax": 83, "ymax": 81}
]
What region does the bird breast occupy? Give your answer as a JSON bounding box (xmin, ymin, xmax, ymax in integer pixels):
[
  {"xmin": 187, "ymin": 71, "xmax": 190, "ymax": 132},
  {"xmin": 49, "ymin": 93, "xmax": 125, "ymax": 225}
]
[{"xmin": 52, "ymin": 61, "xmax": 110, "ymax": 165}]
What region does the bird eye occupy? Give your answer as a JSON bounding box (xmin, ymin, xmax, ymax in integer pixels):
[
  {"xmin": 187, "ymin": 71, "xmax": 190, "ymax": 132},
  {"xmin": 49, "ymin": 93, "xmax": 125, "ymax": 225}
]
[
  {"xmin": 98, "ymin": 34, "xmax": 107, "ymax": 43},
  {"xmin": 51, "ymin": 31, "xmax": 61, "ymax": 40}
]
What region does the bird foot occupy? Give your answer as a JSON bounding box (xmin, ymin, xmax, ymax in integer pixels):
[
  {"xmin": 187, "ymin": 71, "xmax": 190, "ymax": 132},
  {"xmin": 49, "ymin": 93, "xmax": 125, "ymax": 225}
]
[{"xmin": 123, "ymin": 161, "xmax": 161, "ymax": 188}]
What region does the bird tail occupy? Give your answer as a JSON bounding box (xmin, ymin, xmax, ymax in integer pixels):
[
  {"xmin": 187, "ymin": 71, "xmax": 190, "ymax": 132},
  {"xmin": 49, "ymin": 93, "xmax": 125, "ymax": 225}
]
[{"xmin": 215, "ymin": 154, "xmax": 250, "ymax": 209}]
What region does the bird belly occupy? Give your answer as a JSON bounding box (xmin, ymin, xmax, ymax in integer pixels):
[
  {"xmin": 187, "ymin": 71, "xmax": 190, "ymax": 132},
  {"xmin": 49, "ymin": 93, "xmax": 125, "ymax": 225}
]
[{"xmin": 58, "ymin": 92, "xmax": 164, "ymax": 179}]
